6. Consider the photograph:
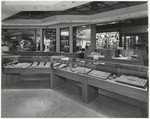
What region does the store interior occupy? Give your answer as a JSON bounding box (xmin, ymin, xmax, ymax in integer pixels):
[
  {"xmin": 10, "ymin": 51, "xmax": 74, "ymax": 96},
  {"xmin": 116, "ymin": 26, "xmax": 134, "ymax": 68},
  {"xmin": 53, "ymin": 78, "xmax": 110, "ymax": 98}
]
[{"xmin": 1, "ymin": 1, "xmax": 149, "ymax": 118}]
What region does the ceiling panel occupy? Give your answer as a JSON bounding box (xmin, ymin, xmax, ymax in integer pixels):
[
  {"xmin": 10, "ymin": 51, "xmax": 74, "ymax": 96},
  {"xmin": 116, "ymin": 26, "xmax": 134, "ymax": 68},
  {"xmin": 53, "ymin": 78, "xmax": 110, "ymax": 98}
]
[
  {"xmin": 96, "ymin": 7, "xmax": 112, "ymax": 12},
  {"xmin": 125, "ymin": 2, "xmax": 146, "ymax": 6},
  {"xmin": 3, "ymin": 1, "xmax": 147, "ymax": 21},
  {"xmin": 85, "ymin": 10, "xmax": 98, "ymax": 15},
  {"xmin": 77, "ymin": 7, "xmax": 91, "ymax": 11},
  {"xmin": 110, "ymin": 3, "xmax": 129, "ymax": 9},
  {"xmin": 2, "ymin": 1, "xmax": 90, "ymax": 20}
]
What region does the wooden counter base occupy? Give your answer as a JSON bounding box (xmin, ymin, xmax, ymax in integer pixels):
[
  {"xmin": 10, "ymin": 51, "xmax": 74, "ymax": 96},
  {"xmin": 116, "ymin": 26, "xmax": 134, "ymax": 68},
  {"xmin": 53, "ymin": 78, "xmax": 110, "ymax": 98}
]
[{"xmin": 3, "ymin": 67, "xmax": 52, "ymax": 87}]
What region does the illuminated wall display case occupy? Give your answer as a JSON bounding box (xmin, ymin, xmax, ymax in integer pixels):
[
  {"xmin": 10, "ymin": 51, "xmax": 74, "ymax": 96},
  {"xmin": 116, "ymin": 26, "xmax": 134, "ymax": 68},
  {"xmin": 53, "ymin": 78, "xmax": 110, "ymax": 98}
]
[
  {"xmin": 96, "ymin": 32, "xmax": 119, "ymax": 50},
  {"xmin": 21, "ymin": 29, "xmax": 36, "ymax": 51},
  {"xmin": 95, "ymin": 17, "xmax": 148, "ymax": 52},
  {"xmin": 43, "ymin": 29, "xmax": 56, "ymax": 52},
  {"xmin": 60, "ymin": 28, "xmax": 70, "ymax": 53},
  {"xmin": 121, "ymin": 33, "xmax": 148, "ymax": 50},
  {"xmin": 73, "ymin": 25, "xmax": 91, "ymax": 53},
  {"xmin": 2, "ymin": 29, "xmax": 37, "ymax": 52}
]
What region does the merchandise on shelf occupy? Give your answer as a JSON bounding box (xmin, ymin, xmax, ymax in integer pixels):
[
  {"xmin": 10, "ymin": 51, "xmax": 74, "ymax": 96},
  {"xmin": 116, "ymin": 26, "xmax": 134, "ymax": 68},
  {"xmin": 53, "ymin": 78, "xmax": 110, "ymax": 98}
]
[
  {"xmin": 57, "ymin": 64, "xmax": 68, "ymax": 69},
  {"xmin": 87, "ymin": 70, "xmax": 111, "ymax": 80},
  {"xmin": 53, "ymin": 62, "xmax": 61, "ymax": 67},
  {"xmin": 72, "ymin": 66, "xmax": 92, "ymax": 75}
]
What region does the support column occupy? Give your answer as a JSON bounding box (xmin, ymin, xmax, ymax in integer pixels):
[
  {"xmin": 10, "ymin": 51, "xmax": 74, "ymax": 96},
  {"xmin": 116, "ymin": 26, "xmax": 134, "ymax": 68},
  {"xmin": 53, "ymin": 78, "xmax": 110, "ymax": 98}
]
[
  {"xmin": 91, "ymin": 24, "xmax": 96, "ymax": 50},
  {"xmin": 34, "ymin": 29, "xmax": 37, "ymax": 50},
  {"xmin": 119, "ymin": 27, "xmax": 122, "ymax": 47},
  {"xmin": 56, "ymin": 27, "xmax": 60, "ymax": 52},
  {"xmin": 69, "ymin": 26, "xmax": 73, "ymax": 53},
  {"xmin": 40, "ymin": 28, "xmax": 43, "ymax": 51},
  {"xmin": 82, "ymin": 83, "xmax": 98, "ymax": 103},
  {"xmin": 50, "ymin": 69, "xmax": 66, "ymax": 89}
]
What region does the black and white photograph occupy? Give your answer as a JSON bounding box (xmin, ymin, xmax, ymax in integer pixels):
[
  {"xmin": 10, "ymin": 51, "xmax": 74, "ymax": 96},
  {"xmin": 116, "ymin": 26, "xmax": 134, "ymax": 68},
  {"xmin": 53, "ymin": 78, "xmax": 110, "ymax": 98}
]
[{"xmin": 1, "ymin": 0, "xmax": 149, "ymax": 118}]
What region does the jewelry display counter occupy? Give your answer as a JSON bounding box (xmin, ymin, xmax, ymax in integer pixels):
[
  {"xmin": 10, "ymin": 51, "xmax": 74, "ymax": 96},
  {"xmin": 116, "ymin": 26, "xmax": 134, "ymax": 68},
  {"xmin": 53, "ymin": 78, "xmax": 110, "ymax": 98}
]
[
  {"xmin": 2, "ymin": 55, "xmax": 148, "ymax": 113},
  {"xmin": 51, "ymin": 57, "xmax": 148, "ymax": 111}
]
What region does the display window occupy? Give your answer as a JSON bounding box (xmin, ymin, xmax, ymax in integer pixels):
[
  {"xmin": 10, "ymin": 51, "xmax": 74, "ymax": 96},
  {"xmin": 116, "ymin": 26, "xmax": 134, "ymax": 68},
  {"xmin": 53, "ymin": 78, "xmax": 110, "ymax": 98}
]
[
  {"xmin": 121, "ymin": 34, "xmax": 147, "ymax": 50},
  {"xmin": 20, "ymin": 29, "xmax": 36, "ymax": 51},
  {"xmin": 43, "ymin": 29, "xmax": 56, "ymax": 52},
  {"xmin": 96, "ymin": 32, "xmax": 119, "ymax": 50},
  {"xmin": 60, "ymin": 28, "xmax": 69, "ymax": 53},
  {"xmin": 2, "ymin": 29, "xmax": 37, "ymax": 52},
  {"xmin": 74, "ymin": 26, "xmax": 91, "ymax": 52}
]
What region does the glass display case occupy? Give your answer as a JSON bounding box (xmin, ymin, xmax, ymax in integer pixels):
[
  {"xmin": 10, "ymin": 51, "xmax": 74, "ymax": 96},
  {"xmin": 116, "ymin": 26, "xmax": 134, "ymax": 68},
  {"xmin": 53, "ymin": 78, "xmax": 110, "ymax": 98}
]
[
  {"xmin": 2, "ymin": 54, "xmax": 148, "ymax": 89},
  {"xmin": 2, "ymin": 55, "xmax": 148, "ymax": 108},
  {"xmin": 3, "ymin": 56, "xmax": 51, "ymax": 70},
  {"xmin": 53, "ymin": 57, "xmax": 94, "ymax": 75},
  {"xmin": 52, "ymin": 56, "xmax": 148, "ymax": 89}
]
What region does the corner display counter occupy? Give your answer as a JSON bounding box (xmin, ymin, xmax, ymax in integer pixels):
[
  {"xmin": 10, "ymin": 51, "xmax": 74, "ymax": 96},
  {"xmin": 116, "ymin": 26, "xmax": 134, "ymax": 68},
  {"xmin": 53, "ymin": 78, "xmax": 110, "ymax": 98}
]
[{"xmin": 51, "ymin": 57, "xmax": 148, "ymax": 113}]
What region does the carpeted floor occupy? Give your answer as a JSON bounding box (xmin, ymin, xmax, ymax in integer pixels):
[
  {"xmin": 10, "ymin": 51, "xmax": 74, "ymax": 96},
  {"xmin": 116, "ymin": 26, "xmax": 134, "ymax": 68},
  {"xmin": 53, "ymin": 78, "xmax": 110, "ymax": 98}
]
[{"xmin": 1, "ymin": 81, "xmax": 145, "ymax": 118}]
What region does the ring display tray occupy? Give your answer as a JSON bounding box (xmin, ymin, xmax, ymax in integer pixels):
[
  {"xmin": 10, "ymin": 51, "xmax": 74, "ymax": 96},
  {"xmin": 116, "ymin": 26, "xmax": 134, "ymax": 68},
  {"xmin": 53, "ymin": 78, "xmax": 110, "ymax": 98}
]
[
  {"xmin": 73, "ymin": 67, "xmax": 92, "ymax": 75},
  {"xmin": 37, "ymin": 61, "xmax": 45, "ymax": 68},
  {"xmin": 53, "ymin": 63, "xmax": 61, "ymax": 67},
  {"xmin": 87, "ymin": 70, "xmax": 111, "ymax": 80},
  {"xmin": 13, "ymin": 63, "xmax": 32, "ymax": 68},
  {"xmin": 116, "ymin": 75, "xmax": 147, "ymax": 88},
  {"xmin": 30, "ymin": 61, "xmax": 38, "ymax": 67},
  {"xmin": 43, "ymin": 61, "xmax": 51, "ymax": 68},
  {"xmin": 57, "ymin": 64, "xmax": 68, "ymax": 69}
]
